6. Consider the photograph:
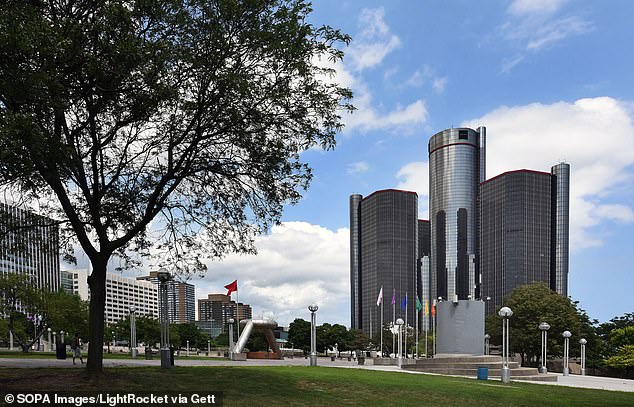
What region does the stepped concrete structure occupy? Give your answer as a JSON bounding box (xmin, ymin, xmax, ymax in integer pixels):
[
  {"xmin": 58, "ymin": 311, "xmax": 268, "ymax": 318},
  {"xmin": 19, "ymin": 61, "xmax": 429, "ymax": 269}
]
[{"xmin": 403, "ymin": 355, "xmax": 558, "ymax": 382}]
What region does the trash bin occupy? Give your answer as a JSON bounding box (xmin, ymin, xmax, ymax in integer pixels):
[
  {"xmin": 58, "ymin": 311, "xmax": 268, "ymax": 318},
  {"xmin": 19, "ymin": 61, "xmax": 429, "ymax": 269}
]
[
  {"xmin": 145, "ymin": 347, "xmax": 153, "ymax": 360},
  {"xmin": 56, "ymin": 342, "xmax": 66, "ymax": 360},
  {"xmin": 477, "ymin": 367, "xmax": 488, "ymax": 380},
  {"xmin": 357, "ymin": 356, "xmax": 365, "ymax": 365},
  {"xmin": 331, "ymin": 356, "xmax": 336, "ymax": 361},
  {"xmin": 170, "ymin": 346, "xmax": 175, "ymax": 366}
]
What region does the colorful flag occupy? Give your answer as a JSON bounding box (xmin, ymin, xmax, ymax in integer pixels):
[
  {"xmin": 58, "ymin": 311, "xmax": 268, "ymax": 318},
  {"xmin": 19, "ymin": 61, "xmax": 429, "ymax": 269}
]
[
  {"xmin": 224, "ymin": 279, "xmax": 238, "ymax": 296},
  {"xmin": 416, "ymin": 296, "xmax": 422, "ymax": 313},
  {"xmin": 431, "ymin": 302, "xmax": 436, "ymax": 317},
  {"xmin": 400, "ymin": 293, "xmax": 407, "ymax": 310},
  {"xmin": 376, "ymin": 286, "xmax": 383, "ymax": 306},
  {"xmin": 391, "ymin": 289, "xmax": 396, "ymax": 305},
  {"xmin": 425, "ymin": 300, "xmax": 429, "ymax": 316}
]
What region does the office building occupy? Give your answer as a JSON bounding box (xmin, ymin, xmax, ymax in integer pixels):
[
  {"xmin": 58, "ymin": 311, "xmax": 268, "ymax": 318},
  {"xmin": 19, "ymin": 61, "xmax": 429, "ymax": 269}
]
[
  {"xmin": 349, "ymin": 189, "xmax": 418, "ymax": 337},
  {"xmin": 137, "ymin": 271, "xmax": 196, "ymax": 323},
  {"xmin": 63, "ymin": 269, "xmax": 158, "ymax": 324},
  {"xmin": 418, "ymin": 220, "xmax": 431, "ymax": 331},
  {"xmin": 479, "ymin": 165, "xmax": 570, "ymax": 314},
  {"xmin": 198, "ymin": 293, "xmax": 253, "ymax": 333},
  {"xmin": 428, "ymin": 127, "xmax": 485, "ymax": 302},
  {"xmin": 0, "ymin": 203, "xmax": 60, "ymax": 291}
]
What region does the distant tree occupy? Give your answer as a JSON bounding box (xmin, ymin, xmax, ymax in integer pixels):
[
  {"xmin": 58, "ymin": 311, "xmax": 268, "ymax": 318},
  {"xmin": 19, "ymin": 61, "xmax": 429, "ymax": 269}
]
[
  {"xmin": 0, "ymin": 273, "xmax": 87, "ymax": 352},
  {"xmin": 598, "ymin": 313, "xmax": 634, "ymax": 357},
  {"xmin": 288, "ymin": 318, "xmax": 311, "ymax": 355},
  {"xmin": 603, "ymin": 345, "xmax": 634, "ymax": 377},
  {"xmin": 347, "ymin": 329, "xmax": 370, "ymax": 352},
  {"xmin": 609, "ymin": 327, "xmax": 634, "ymax": 349},
  {"xmin": 246, "ymin": 331, "xmax": 270, "ymax": 352},
  {"xmin": 0, "ymin": 0, "xmax": 351, "ymax": 375},
  {"xmin": 46, "ymin": 290, "xmax": 89, "ymax": 340},
  {"xmin": 175, "ymin": 322, "xmax": 209, "ymax": 349},
  {"xmin": 485, "ymin": 283, "xmax": 583, "ymax": 366}
]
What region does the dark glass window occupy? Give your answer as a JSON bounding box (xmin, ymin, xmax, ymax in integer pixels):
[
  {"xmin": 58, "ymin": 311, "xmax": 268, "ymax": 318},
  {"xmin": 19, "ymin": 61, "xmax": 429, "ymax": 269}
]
[{"xmin": 459, "ymin": 130, "xmax": 469, "ymax": 140}]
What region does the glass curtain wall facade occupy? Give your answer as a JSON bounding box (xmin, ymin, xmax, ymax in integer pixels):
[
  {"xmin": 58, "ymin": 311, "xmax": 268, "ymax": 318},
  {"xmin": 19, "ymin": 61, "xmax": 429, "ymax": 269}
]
[
  {"xmin": 417, "ymin": 220, "xmax": 431, "ymax": 331},
  {"xmin": 428, "ymin": 127, "xmax": 484, "ymax": 302},
  {"xmin": 349, "ymin": 194, "xmax": 363, "ymax": 330},
  {"xmin": 349, "ymin": 190, "xmax": 418, "ymax": 338},
  {"xmin": 551, "ymin": 163, "xmax": 570, "ymax": 297},
  {"xmin": 0, "ymin": 203, "xmax": 60, "ymax": 292},
  {"xmin": 479, "ymin": 170, "xmax": 553, "ymax": 315}
]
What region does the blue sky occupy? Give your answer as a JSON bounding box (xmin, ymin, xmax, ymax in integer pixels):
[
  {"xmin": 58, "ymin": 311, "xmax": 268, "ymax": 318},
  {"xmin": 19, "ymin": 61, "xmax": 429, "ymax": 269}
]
[{"xmin": 187, "ymin": 1, "xmax": 634, "ymax": 327}]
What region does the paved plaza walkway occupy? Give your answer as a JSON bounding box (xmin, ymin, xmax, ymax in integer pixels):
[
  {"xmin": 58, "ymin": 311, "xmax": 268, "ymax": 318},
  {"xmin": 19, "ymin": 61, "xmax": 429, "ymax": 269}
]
[{"xmin": 1, "ymin": 356, "xmax": 632, "ymax": 393}]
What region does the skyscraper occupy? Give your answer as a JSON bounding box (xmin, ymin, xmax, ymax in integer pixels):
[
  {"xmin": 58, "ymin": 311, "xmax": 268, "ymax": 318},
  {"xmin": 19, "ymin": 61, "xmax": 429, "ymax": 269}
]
[
  {"xmin": 198, "ymin": 293, "xmax": 253, "ymax": 333},
  {"xmin": 138, "ymin": 271, "xmax": 196, "ymax": 323},
  {"xmin": 0, "ymin": 203, "xmax": 60, "ymax": 292},
  {"xmin": 428, "ymin": 127, "xmax": 485, "ymax": 302},
  {"xmin": 479, "ymin": 164, "xmax": 571, "ymax": 314},
  {"xmin": 349, "ymin": 189, "xmax": 418, "ymax": 337}
]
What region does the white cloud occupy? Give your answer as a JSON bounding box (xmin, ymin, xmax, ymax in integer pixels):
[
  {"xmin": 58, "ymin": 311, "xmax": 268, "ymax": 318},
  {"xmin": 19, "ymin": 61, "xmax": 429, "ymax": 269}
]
[
  {"xmin": 396, "ymin": 161, "xmax": 430, "ymax": 219},
  {"xmin": 191, "ymin": 222, "xmax": 350, "ymax": 327},
  {"xmin": 526, "ymin": 16, "xmax": 592, "ymax": 50},
  {"xmin": 348, "ymin": 8, "xmax": 401, "ymax": 71},
  {"xmin": 314, "ymin": 9, "xmax": 427, "ymax": 133},
  {"xmin": 347, "ymin": 161, "xmax": 369, "ymax": 175},
  {"xmin": 500, "ymin": 1, "xmax": 592, "ymax": 71},
  {"xmin": 432, "ymin": 77, "xmax": 448, "ymax": 93},
  {"xmin": 508, "ymin": 0, "xmax": 568, "ymax": 16},
  {"xmin": 463, "ymin": 97, "xmax": 634, "ymax": 250}
]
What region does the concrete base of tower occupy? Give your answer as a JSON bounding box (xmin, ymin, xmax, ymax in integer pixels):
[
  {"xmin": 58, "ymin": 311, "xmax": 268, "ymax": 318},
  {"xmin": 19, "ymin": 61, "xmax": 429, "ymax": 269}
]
[{"xmin": 436, "ymin": 300, "xmax": 485, "ymax": 356}]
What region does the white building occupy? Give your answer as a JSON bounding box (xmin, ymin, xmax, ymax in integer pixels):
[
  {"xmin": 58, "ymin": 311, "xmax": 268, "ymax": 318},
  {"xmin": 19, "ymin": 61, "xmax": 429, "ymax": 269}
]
[{"xmin": 63, "ymin": 269, "xmax": 158, "ymax": 325}]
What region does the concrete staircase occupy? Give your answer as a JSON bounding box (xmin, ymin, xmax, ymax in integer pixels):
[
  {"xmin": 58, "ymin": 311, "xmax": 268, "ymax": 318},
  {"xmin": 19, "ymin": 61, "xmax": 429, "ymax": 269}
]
[{"xmin": 402, "ymin": 355, "xmax": 558, "ymax": 382}]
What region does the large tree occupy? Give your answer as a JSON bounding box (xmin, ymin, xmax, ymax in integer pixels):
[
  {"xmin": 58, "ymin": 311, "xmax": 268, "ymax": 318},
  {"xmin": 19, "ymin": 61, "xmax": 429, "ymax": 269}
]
[
  {"xmin": 485, "ymin": 283, "xmax": 584, "ymax": 366},
  {"xmin": 0, "ymin": 273, "xmax": 88, "ymax": 351},
  {"xmin": 0, "ymin": 0, "xmax": 351, "ymax": 374}
]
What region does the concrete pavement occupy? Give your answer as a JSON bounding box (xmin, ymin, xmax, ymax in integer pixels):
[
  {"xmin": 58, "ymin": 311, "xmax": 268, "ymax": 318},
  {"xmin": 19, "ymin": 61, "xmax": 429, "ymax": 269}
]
[{"xmin": 1, "ymin": 356, "xmax": 632, "ymax": 393}]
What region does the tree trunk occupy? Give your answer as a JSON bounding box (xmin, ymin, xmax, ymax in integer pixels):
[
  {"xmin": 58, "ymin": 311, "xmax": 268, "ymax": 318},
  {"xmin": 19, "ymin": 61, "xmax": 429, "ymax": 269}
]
[{"xmin": 86, "ymin": 257, "xmax": 108, "ymax": 376}]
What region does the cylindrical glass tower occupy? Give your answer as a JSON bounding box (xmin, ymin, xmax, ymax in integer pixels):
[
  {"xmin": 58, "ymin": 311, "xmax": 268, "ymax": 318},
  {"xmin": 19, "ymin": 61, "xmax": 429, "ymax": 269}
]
[
  {"xmin": 551, "ymin": 163, "xmax": 570, "ymax": 296},
  {"xmin": 349, "ymin": 194, "xmax": 363, "ymax": 330},
  {"xmin": 429, "ymin": 127, "xmax": 484, "ymax": 301}
]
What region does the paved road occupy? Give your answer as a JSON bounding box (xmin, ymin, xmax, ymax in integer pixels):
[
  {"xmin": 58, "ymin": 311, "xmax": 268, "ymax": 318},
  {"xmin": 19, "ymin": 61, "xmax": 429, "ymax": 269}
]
[{"xmin": 1, "ymin": 357, "xmax": 633, "ymax": 393}]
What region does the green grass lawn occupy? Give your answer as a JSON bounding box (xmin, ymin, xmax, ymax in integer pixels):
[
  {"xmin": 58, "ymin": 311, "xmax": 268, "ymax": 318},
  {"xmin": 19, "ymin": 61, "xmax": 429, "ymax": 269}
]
[{"xmin": 0, "ymin": 366, "xmax": 632, "ymax": 406}]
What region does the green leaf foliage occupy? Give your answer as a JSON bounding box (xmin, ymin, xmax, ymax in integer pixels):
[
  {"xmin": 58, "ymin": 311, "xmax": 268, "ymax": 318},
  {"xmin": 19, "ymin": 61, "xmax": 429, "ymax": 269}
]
[{"xmin": 485, "ymin": 283, "xmax": 584, "ymax": 366}]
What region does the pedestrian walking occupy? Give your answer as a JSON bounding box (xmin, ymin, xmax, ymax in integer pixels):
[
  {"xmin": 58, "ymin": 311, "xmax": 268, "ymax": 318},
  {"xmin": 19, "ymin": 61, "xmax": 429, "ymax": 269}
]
[{"xmin": 71, "ymin": 333, "xmax": 84, "ymax": 365}]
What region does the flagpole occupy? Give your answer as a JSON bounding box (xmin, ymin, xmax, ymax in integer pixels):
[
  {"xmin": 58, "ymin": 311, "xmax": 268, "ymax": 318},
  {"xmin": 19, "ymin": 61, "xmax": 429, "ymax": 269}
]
[
  {"xmin": 236, "ymin": 285, "xmax": 241, "ymax": 345},
  {"xmin": 392, "ymin": 289, "xmax": 396, "ymax": 356},
  {"xmin": 404, "ymin": 294, "xmax": 408, "ymax": 359},
  {"xmin": 380, "ymin": 298, "xmax": 383, "ymax": 357},
  {"xmin": 416, "ymin": 301, "xmax": 419, "ymax": 358},
  {"xmin": 425, "ymin": 301, "xmax": 428, "ymax": 358}
]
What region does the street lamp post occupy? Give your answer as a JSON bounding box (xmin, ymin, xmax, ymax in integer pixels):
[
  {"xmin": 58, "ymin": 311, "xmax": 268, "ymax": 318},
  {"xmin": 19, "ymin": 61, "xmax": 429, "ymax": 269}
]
[
  {"xmin": 130, "ymin": 306, "xmax": 137, "ymax": 358},
  {"xmin": 562, "ymin": 330, "xmax": 572, "ymax": 376},
  {"xmin": 539, "ymin": 322, "xmax": 550, "ymax": 374},
  {"xmin": 47, "ymin": 328, "xmax": 52, "ymax": 352},
  {"xmin": 308, "ymin": 304, "xmax": 319, "ymax": 366},
  {"xmin": 228, "ymin": 318, "xmax": 235, "ymax": 359},
  {"xmin": 498, "ymin": 306, "xmax": 513, "ymax": 384},
  {"xmin": 579, "ymin": 338, "xmax": 587, "ymax": 376},
  {"xmin": 484, "ymin": 334, "xmax": 490, "ymax": 355},
  {"xmin": 157, "ymin": 269, "xmax": 172, "ymax": 369},
  {"xmin": 60, "ymin": 330, "xmax": 65, "ymax": 345},
  {"xmin": 112, "ymin": 331, "xmax": 115, "ymax": 352},
  {"xmin": 396, "ymin": 318, "xmax": 404, "ymax": 368},
  {"xmin": 187, "ymin": 340, "xmax": 190, "ymax": 357},
  {"xmin": 52, "ymin": 332, "xmax": 56, "ymax": 349}
]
